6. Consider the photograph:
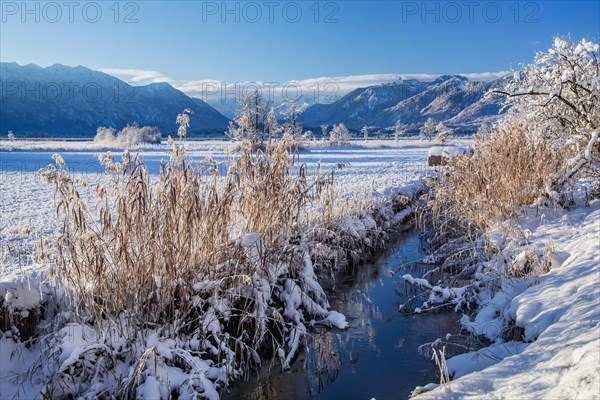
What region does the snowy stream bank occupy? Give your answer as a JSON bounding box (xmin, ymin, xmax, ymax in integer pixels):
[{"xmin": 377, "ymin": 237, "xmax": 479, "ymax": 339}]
[
  {"xmin": 224, "ymin": 230, "xmax": 459, "ymax": 400},
  {"xmin": 414, "ymin": 200, "xmax": 600, "ymax": 400}
]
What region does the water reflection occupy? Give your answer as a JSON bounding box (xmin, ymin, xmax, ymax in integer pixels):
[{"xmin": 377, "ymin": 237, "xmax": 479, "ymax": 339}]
[{"xmin": 224, "ymin": 231, "xmax": 460, "ymax": 400}]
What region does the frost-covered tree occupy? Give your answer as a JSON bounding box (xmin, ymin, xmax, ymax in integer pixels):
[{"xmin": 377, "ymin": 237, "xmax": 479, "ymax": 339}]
[
  {"xmin": 394, "ymin": 120, "xmax": 408, "ymax": 142},
  {"xmin": 227, "ymin": 91, "xmax": 265, "ymax": 148},
  {"xmin": 329, "ymin": 123, "xmax": 350, "ymax": 146},
  {"xmin": 420, "ymin": 117, "xmax": 436, "ymax": 141},
  {"xmin": 281, "ymin": 101, "xmax": 307, "ymax": 142},
  {"xmin": 7, "ymin": 130, "xmax": 15, "ymax": 141},
  {"xmin": 302, "ymin": 130, "xmax": 313, "ymax": 141},
  {"xmin": 436, "ymin": 123, "xmax": 452, "ymax": 143},
  {"xmin": 493, "ymin": 36, "xmax": 600, "ymax": 182},
  {"xmin": 265, "ymin": 107, "xmax": 281, "ymax": 145},
  {"xmin": 361, "ymin": 125, "xmax": 369, "ymax": 142},
  {"xmin": 320, "ymin": 124, "xmax": 329, "ymax": 140}
]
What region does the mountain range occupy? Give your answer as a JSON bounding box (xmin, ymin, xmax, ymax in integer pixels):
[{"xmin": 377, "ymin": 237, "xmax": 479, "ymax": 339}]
[
  {"xmin": 0, "ymin": 62, "xmax": 230, "ymax": 137},
  {"xmin": 299, "ymin": 75, "xmax": 508, "ymax": 133},
  {"xmin": 0, "ymin": 63, "xmax": 509, "ymax": 138}
]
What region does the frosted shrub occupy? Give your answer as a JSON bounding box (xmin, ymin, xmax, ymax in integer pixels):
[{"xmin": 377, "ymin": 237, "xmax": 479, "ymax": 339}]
[
  {"xmin": 118, "ymin": 123, "xmax": 161, "ymax": 146},
  {"xmin": 436, "ymin": 123, "xmax": 452, "ymax": 143},
  {"xmin": 93, "ymin": 123, "xmax": 162, "ymax": 146},
  {"xmin": 94, "ymin": 126, "xmax": 117, "ymax": 143},
  {"xmin": 329, "ymin": 123, "xmax": 350, "ymax": 146}
]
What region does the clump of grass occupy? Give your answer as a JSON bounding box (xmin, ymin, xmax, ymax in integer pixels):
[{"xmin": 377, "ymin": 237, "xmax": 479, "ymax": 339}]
[
  {"xmin": 33, "ymin": 110, "xmax": 420, "ymax": 397},
  {"xmin": 40, "ymin": 140, "xmax": 334, "ymax": 335},
  {"xmin": 422, "ymin": 124, "xmax": 569, "ymax": 250},
  {"xmin": 403, "ymin": 124, "xmax": 569, "ymax": 317}
]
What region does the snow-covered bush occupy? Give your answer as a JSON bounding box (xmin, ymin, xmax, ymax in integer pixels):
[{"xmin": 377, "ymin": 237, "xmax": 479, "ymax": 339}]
[
  {"xmin": 436, "ymin": 123, "xmax": 452, "ymax": 143},
  {"xmin": 118, "ymin": 123, "xmax": 161, "ymax": 146},
  {"xmin": 7, "ymin": 130, "xmax": 15, "ymax": 141},
  {"xmin": 93, "ymin": 126, "xmax": 117, "ymax": 143},
  {"xmin": 93, "ymin": 123, "xmax": 162, "ymax": 146},
  {"xmin": 329, "ymin": 123, "xmax": 350, "ymax": 146}
]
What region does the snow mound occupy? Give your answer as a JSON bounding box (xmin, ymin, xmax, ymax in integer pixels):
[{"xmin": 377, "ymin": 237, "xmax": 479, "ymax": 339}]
[{"xmin": 415, "ymin": 202, "xmax": 600, "ymax": 400}]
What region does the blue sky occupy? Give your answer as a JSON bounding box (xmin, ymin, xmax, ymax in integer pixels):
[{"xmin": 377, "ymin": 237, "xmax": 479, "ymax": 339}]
[{"xmin": 1, "ymin": 0, "xmax": 599, "ymax": 88}]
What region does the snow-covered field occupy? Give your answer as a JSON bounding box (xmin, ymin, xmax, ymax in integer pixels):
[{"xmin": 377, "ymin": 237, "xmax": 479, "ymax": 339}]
[
  {"xmin": 0, "ymin": 139, "xmax": 439, "ymax": 398},
  {"xmin": 0, "ymin": 139, "xmax": 440, "ymax": 273},
  {"xmin": 2, "ymin": 138, "xmax": 599, "ymax": 399}
]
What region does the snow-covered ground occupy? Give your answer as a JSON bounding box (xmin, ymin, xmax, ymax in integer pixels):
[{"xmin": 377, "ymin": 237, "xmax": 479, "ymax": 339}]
[
  {"xmin": 2, "ymin": 139, "xmax": 599, "ymax": 399},
  {"xmin": 0, "ymin": 140, "xmax": 438, "ymax": 275},
  {"xmin": 0, "ymin": 139, "xmax": 440, "ymax": 398},
  {"xmin": 415, "ymin": 200, "xmax": 600, "ymax": 399}
]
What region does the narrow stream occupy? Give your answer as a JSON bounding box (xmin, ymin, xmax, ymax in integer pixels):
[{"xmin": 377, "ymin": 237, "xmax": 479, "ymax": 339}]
[{"xmin": 224, "ymin": 231, "xmax": 460, "ymax": 400}]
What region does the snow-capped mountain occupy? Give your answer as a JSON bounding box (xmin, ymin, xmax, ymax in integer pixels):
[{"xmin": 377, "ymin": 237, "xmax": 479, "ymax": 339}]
[
  {"xmin": 203, "ymin": 98, "xmax": 240, "ymax": 120},
  {"xmin": 0, "ymin": 63, "xmax": 230, "ymax": 137},
  {"xmin": 300, "ymin": 75, "xmax": 508, "ymax": 133},
  {"xmin": 300, "ymin": 79, "xmax": 429, "ymax": 130},
  {"xmin": 205, "ymin": 93, "xmax": 319, "ymax": 120},
  {"xmin": 1, "ymin": 63, "xmax": 509, "ymax": 137}
]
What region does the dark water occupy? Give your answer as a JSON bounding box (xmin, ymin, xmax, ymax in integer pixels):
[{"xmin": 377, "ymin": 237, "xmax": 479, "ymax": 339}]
[{"xmin": 224, "ymin": 231, "xmax": 459, "ymax": 400}]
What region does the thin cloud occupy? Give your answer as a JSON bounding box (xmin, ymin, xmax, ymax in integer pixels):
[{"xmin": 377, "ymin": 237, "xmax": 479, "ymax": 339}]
[
  {"xmin": 100, "ymin": 69, "xmax": 511, "ymax": 103},
  {"xmin": 99, "ymin": 68, "xmax": 174, "ymax": 84}
]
